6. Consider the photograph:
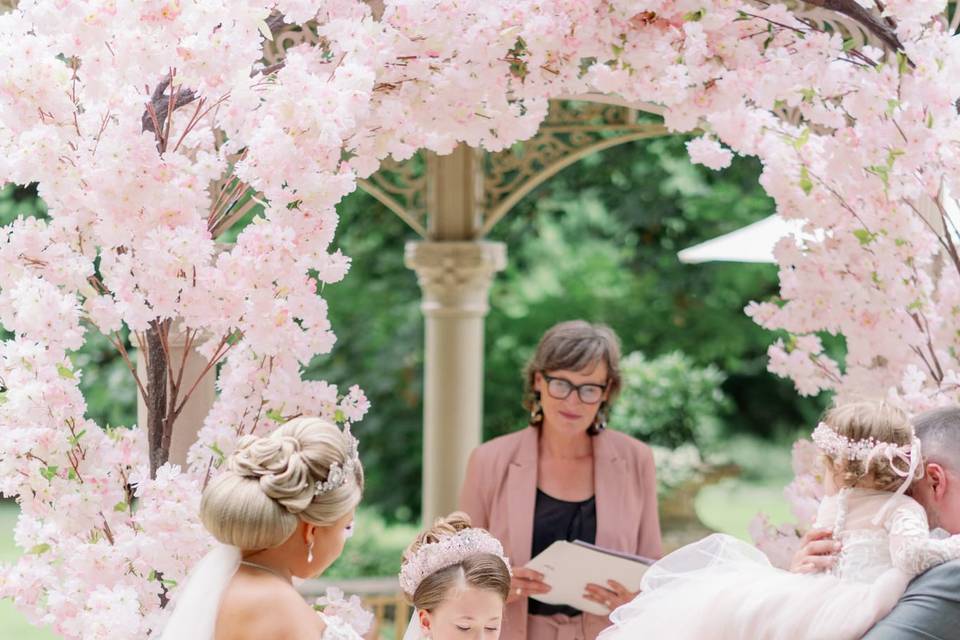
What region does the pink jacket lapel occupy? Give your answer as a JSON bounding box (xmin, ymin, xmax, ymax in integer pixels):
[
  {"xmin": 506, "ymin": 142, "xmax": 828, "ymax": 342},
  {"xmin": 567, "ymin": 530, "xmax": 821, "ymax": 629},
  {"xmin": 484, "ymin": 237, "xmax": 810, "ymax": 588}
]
[
  {"xmin": 505, "ymin": 427, "xmax": 538, "ymax": 567},
  {"xmin": 593, "ymin": 430, "xmax": 627, "ymax": 550}
]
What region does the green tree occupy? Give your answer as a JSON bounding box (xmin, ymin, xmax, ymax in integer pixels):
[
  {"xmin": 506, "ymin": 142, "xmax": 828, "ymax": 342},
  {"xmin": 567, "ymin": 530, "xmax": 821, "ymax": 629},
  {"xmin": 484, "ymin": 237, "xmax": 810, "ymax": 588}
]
[{"xmin": 484, "ymin": 136, "xmax": 827, "ymax": 441}]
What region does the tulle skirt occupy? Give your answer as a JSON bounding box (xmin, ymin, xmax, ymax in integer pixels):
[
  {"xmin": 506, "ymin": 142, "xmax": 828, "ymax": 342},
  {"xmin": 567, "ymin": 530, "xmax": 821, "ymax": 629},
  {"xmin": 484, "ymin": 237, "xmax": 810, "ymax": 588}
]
[{"xmin": 598, "ymin": 535, "xmax": 910, "ymax": 640}]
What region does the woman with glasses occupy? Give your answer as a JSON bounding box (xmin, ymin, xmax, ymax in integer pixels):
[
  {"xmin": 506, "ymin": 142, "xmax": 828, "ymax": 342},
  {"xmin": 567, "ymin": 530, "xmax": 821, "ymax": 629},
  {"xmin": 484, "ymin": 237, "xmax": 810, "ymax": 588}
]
[{"xmin": 459, "ymin": 320, "xmax": 663, "ymax": 640}]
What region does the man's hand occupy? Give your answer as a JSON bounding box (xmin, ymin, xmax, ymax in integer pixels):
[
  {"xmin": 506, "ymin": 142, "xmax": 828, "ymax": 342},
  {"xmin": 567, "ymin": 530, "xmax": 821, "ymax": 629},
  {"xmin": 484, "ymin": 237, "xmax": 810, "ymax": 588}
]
[{"xmin": 790, "ymin": 528, "xmax": 841, "ymax": 574}]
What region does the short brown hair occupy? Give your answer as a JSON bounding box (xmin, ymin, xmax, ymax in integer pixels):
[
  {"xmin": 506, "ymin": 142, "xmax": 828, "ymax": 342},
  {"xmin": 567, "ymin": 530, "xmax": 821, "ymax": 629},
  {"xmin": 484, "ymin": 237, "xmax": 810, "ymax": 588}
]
[
  {"xmin": 401, "ymin": 512, "xmax": 510, "ymax": 611},
  {"xmin": 821, "ymin": 401, "xmax": 919, "ymax": 491},
  {"xmin": 523, "ymin": 321, "xmax": 622, "ymax": 428}
]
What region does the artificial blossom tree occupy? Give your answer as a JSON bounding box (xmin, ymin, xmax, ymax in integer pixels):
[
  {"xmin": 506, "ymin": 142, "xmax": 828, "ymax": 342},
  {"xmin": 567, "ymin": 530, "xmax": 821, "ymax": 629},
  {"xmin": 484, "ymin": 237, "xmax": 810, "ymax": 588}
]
[{"xmin": 1, "ymin": 0, "xmax": 959, "ymax": 637}]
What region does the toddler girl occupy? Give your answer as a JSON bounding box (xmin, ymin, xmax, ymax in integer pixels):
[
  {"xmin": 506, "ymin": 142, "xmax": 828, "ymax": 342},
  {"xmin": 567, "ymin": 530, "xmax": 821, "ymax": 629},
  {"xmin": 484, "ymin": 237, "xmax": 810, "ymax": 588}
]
[{"xmin": 599, "ymin": 401, "xmax": 960, "ymax": 640}]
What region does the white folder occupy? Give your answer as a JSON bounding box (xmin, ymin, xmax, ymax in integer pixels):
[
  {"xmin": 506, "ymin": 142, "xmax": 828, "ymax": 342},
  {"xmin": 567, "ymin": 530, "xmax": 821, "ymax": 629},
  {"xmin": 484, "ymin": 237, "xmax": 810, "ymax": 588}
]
[{"xmin": 525, "ymin": 540, "xmax": 653, "ymax": 616}]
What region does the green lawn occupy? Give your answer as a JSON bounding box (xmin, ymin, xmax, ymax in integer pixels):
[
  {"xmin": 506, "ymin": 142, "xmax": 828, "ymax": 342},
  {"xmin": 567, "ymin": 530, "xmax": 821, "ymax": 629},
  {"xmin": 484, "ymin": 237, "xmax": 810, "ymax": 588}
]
[
  {"xmin": 695, "ymin": 477, "xmax": 793, "ymax": 540},
  {"xmin": 694, "ymin": 434, "xmax": 797, "ymax": 541},
  {"xmin": 0, "ymin": 501, "xmax": 59, "ymax": 640}
]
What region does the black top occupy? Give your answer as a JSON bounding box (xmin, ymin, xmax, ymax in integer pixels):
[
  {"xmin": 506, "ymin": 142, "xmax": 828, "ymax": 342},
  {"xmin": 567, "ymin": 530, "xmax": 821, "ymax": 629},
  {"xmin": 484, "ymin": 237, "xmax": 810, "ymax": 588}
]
[{"xmin": 529, "ymin": 489, "xmax": 598, "ymax": 618}]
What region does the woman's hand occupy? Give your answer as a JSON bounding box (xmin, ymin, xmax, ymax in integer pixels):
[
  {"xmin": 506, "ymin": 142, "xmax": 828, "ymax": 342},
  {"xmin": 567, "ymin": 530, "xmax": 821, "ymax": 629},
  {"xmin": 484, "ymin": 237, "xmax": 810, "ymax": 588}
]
[
  {"xmin": 583, "ymin": 579, "xmax": 637, "ymax": 613},
  {"xmin": 508, "ymin": 567, "xmax": 551, "ymax": 604}
]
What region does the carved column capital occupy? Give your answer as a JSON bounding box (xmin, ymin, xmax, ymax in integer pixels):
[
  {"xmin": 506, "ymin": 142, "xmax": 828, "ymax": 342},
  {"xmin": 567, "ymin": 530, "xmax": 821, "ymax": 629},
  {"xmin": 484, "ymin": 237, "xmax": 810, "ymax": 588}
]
[{"xmin": 404, "ymin": 241, "xmax": 507, "ymax": 318}]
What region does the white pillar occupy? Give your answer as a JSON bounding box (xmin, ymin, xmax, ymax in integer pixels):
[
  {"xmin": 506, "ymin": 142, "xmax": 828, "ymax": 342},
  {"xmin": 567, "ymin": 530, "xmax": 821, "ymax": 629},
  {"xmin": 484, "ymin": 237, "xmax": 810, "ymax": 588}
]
[
  {"xmin": 136, "ymin": 330, "xmax": 217, "ymax": 468},
  {"xmin": 405, "ymin": 241, "xmax": 506, "ymax": 525}
]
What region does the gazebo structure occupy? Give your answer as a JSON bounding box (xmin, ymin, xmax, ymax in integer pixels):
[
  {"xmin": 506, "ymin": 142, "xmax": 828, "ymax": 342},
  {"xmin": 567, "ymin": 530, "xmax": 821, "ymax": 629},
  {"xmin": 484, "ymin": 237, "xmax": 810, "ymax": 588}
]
[{"xmin": 149, "ymin": 4, "xmax": 881, "ymax": 526}]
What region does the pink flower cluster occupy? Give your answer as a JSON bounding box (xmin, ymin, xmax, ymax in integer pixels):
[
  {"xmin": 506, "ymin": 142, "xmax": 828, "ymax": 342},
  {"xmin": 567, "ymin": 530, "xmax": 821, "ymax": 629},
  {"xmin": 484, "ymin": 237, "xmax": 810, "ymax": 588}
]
[
  {"xmin": 0, "ymin": 0, "xmax": 958, "ymax": 636},
  {"xmin": 750, "ymin": 440, "xmax": 825, "ymax": 569}
]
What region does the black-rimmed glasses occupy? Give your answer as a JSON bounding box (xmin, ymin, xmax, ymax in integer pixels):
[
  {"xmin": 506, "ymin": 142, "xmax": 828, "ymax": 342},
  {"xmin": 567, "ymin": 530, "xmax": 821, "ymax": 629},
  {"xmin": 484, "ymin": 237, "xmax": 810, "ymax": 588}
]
[{"xmin": 542, "ymin": 373, "xmax": 607, "ymax": 405}]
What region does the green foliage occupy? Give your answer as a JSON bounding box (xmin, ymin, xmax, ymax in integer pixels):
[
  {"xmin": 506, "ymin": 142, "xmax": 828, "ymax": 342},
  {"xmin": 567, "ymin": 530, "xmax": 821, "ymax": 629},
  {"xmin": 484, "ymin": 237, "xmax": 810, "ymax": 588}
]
[
  {"xmin": 649, "ymin": 443, "xmax": 706, "ymax": 496},
  {"xmin": 324, "ymin": 507, "xmax": 418, "ymax": 579},
  {"xmin": 307, "ymin": 190, "xmax": 423, "ymax": 521},
  {"xmin": 483, "ymin": 135, "xmax": 827, "ymax": 442},
  {"xmin": 72, "ymin": 330, "xmax": 138, "ymax": 429},
  {"xmin": 612, "ymin": 351, "xmax": 731, "ymax": 449},
  {"xmin": 0, "ymin": 183, "xmax": 47, "ymax": 225}
]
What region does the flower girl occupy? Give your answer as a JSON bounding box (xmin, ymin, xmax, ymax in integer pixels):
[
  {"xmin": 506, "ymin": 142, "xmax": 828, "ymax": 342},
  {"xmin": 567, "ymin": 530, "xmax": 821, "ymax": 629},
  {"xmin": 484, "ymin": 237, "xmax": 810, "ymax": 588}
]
[
  {"xmin": 399, "ymin": 512, "xmax": 512, "ymax": 639},
  {"xmin": 599, "ymin": 401, "xmax": 960, "ymax": 640}
]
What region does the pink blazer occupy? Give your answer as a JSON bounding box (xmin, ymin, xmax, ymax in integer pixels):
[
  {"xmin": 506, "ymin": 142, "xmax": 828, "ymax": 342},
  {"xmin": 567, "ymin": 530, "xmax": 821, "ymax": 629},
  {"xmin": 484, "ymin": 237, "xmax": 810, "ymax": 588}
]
[{"xmin": 459, "ymin": 427, "xmax": 663, "ymax": 640}]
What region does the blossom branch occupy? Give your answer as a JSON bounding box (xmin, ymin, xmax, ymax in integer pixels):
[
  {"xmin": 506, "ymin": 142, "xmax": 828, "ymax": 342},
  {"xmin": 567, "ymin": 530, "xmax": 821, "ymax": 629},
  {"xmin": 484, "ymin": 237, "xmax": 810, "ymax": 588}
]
[
  {"xmin": 810, "ymin": 354, "xmax": 843, "ymax": 384},
  {"xmin": 105, "ymin": 331, "xmax": 148, "ymax": 404},
  {"xmin": 65, "ymin": 418, "xmax": 86, "ymax": 484},
  {"xmin": 144, "ymin": 319, "xmax": 171, "ymax": 476},
  {"xmin": 800, "ymin": 0, "xmax": 904, "ymax": 53},
  {"xmin": 141, "ymin": 71, "xmax": 197, "ymax": 152},
  {"xmin": 171, "ymin": 334, "xmax": 234, "ymax": 418}
]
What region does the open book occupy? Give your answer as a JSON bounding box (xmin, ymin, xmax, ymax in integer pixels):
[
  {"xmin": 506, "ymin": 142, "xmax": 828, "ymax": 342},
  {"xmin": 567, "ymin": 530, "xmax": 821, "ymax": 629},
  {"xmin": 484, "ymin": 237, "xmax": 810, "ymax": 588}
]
[{"xmin": 525, "ymin": 540, "xmax": 654, "ymax": 616}]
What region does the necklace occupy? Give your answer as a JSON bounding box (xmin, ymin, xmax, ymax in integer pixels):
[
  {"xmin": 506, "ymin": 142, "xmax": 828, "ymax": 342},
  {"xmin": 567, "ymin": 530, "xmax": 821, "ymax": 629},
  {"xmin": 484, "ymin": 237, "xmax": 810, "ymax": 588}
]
[{"xmin": 239, "ymin": 560, "xmax": 291, "ymax": 583}]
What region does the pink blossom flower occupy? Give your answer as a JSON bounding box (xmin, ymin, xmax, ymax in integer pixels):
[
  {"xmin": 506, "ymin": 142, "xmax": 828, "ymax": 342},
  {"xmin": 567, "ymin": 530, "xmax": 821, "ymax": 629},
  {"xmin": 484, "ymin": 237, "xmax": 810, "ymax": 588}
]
[{"xmin": 686, "ymin": 136, "xmax": 734, "ymax": 170}]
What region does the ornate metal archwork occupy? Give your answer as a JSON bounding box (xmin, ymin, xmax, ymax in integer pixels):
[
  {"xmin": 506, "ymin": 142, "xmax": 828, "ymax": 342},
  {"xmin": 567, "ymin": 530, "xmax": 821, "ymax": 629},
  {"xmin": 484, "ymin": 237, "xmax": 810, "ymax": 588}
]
[
  {"xmin": 261, "ymin": 19, "xmax": 323, "ymax": 68},
  {"xmin": 478, "ymin": 101, "xmax": 667, "ymax": 236},
  {"xmin": 361, "ymin": 156, "xmax": 429, "ymax": 237},
  {"xmin": 356, "ymin": 100, "xmax": 668, "ymax": 240}
]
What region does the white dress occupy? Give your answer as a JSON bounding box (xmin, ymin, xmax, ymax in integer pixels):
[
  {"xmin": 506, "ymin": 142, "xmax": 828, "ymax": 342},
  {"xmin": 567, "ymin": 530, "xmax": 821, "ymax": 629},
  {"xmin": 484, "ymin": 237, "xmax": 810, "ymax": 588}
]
[
  {"xmin": 158, "ymin": 545, "xmax": 365, "ymax": 640},
  {"xmin": 598, "ymin": 489, "xmax": 960, "ymax": 640},
  {"xmin": 318, "ymin": 614, "xmax": 366, "ymax": 639}
]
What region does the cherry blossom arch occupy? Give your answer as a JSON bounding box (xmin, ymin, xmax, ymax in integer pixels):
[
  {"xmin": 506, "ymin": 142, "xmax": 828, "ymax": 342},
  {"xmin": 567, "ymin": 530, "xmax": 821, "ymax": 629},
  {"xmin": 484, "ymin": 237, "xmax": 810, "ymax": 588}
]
[{"xmin": 0, "ymin": 1, "xmax": 958, "ymax": 637}]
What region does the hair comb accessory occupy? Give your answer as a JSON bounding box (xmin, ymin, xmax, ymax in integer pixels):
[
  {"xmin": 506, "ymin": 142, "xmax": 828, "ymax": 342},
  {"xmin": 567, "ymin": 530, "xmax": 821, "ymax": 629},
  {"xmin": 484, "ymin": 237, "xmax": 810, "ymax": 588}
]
[
  {"xmin": 314, "ymin": 424, "xmax": 360, "ymax": 496},
  {"xmin": 398, "ymin": 529, "xmax": 511, "ymax": 596},
  {"xmin": 812, "ymin": 421, "xmax": 923, "ymax": 523},
  {"xmin": 811, "ymin": 422, "xmax": 919, "ymax": 467}
]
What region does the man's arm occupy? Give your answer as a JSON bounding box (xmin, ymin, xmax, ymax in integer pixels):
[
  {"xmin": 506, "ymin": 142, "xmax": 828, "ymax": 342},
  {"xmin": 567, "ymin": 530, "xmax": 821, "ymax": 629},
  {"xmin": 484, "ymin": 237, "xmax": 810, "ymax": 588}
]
[{"xmin": 862, "ymin": 561, "xmax": 960, "ymax": 640}]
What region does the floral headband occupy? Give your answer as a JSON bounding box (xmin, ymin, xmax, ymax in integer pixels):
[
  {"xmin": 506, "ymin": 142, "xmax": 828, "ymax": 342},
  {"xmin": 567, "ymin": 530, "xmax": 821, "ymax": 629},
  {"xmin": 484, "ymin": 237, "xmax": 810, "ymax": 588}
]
[
  {"xmin": 811, "ymin": 421, "xmax": 922, "ymax": 499},
  {"xmin": 398, "ymin": 528, "xmax": 511, "ymax": 596},
  {"xmin": 315, "ymin": 424, "xmax": 361, "ymax": 495}
]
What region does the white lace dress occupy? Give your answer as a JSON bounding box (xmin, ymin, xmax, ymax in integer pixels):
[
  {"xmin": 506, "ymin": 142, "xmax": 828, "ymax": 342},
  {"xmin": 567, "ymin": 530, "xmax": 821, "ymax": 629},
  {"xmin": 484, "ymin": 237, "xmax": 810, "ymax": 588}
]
[
  {"xmin": 158, "ymin": 545, "xmax": 367, "ymax": 640},
  {"xmin": 598, "ymin": 489, "xmax": 960, "ymax": 640}
]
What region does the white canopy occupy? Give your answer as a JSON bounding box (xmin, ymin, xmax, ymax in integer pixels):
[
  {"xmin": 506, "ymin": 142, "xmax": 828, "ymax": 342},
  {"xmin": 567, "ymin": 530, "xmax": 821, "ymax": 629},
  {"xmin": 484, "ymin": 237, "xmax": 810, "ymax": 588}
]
[
  {"xmin": 677, "ymin": 214, "xmax": 808, "ymax": 264},
  {"xmin": 678, "ymin": 192, "xmax": 960, "ymax": 266}
]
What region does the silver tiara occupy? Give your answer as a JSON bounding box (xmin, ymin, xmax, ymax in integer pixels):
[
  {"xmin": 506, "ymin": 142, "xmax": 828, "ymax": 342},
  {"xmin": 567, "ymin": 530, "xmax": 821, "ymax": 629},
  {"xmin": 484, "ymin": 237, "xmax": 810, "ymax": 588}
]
[{"xmin": 315, "ymin": 424, "xmax": 361, "ymax": 495}]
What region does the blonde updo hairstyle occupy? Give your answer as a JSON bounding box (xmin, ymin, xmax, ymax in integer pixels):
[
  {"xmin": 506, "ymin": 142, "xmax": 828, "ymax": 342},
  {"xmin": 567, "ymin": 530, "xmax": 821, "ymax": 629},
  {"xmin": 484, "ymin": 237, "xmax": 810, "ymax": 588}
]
[
  {"xmin": 821, "ymin": 401, "xmax": 921, "ymax": 491},
  {"xmin": 200, "ymin": 417, "xmax": 364, "ymax": 550},
  {"xmin": 401, "ymin": 512, "xmax": 511, "ymax": 611}
]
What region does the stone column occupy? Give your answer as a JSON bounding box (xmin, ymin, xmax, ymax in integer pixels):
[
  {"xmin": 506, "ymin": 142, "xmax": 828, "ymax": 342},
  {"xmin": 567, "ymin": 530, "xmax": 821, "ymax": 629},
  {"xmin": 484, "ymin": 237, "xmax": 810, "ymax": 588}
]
[
  {"xmin": 405, "ymin": 241, "xmax": 507, "ymax": 525},
  {"xmin": 136, "ymin": 330, "xmax": 217, "ymax": 469}
]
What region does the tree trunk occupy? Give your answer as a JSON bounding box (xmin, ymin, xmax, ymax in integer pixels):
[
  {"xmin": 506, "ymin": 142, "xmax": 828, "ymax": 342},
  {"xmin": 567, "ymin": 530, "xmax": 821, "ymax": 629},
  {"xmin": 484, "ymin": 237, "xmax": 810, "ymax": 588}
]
[{"xmin": 145, "ymin": 320, "xmax": 170, "ymax": 477}]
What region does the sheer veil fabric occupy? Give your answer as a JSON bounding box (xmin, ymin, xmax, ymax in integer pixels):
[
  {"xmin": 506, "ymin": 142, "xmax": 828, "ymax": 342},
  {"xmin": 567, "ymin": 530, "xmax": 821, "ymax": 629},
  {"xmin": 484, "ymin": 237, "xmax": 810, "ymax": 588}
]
[
  {"xmin": 402, "ymin": 611, "xmax": 426, "ymax": 640},
  {"xmin": 597, "ymin": 491, "xmax": 949, "ymax": 640},
  {"xmin": 598, "ymin": 533, "xmax": 910, "ymax": 640},
  {"xmin": 158, "ymin": 544, "xmax": 242, "ymax": 640}
]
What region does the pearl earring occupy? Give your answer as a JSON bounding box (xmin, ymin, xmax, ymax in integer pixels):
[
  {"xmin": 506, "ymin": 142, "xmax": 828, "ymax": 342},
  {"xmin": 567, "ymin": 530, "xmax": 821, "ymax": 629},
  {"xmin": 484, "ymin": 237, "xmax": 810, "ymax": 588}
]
[{"xmin": 307, "ymin": 540, "xmax": 314, "ymax": 564}]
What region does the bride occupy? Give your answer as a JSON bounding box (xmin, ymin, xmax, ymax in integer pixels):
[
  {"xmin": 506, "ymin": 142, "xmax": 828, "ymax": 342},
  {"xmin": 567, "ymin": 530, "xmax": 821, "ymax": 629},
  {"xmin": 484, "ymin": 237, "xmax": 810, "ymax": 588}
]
[{"xmin": 159, "ymin": 416, "xmax": 365, "ymax": 640}]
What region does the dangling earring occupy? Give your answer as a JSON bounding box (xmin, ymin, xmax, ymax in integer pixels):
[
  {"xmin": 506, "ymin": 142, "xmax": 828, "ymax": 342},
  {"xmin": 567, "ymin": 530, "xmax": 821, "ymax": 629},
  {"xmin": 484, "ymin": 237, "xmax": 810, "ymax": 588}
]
[
  {"xmin": 591, "ymin": 402, "xmax": 608, "ymax": 434},
  {"xmin": 307, "ymin": 540, "xmax": 314, "ymax": 564},
  {"xmin": 529, "ymin": 391, "xmax": 544, "ymax": 427}
]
